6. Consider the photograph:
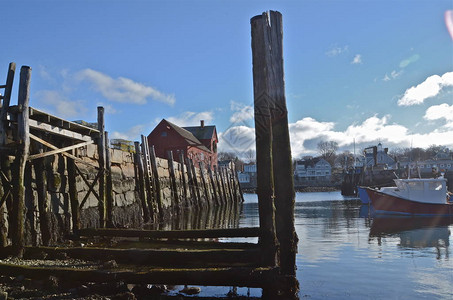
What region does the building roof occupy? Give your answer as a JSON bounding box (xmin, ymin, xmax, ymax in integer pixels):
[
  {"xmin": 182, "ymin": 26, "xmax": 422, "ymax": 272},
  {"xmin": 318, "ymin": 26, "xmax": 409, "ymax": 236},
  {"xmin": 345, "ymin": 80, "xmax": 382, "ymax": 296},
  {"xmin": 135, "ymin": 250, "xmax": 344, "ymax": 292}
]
[
  {"xmin": 295, "ymin": 157, "xmax": 330, "ymax": 168},
  {"xmin": 183, "ymin": 125, "xmax": 217, "ymax": 141},
  {"xmin": 161, "ymin": 119, "xmax": 211, "ymax": 153}
]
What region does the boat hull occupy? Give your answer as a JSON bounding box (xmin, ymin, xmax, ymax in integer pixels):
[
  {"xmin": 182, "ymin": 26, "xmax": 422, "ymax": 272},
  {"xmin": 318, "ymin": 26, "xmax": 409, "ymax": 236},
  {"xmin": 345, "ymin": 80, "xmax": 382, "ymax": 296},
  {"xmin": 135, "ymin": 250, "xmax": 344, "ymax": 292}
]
[
  {"xmin": 366, "ymin": 188, "xmax": 453, "ymax": 216},
  {"xmin": 357, "ymin": 186, "xmax": 370, "ymax": 204}
]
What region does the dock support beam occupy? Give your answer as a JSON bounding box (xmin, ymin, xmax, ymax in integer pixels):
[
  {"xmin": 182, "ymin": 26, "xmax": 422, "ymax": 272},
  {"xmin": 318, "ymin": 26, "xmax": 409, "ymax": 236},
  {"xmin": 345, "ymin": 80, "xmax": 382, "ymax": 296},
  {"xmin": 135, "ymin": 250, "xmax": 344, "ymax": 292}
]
[
  {"xmin": 251, "ymin": 10, "xmax": 298, "ymax": 297},
  {"xmin": 11, "ymin": 66, "xmax": 31, "ymax": 257}
]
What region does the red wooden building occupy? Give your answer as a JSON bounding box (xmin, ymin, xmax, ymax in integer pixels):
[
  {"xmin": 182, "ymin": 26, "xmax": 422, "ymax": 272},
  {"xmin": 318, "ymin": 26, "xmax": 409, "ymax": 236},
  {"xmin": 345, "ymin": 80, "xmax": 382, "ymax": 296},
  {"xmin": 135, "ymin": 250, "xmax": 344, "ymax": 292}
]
[{"xmin": 147, "ymin": 119, "xmax": 218, "ymax": 169}]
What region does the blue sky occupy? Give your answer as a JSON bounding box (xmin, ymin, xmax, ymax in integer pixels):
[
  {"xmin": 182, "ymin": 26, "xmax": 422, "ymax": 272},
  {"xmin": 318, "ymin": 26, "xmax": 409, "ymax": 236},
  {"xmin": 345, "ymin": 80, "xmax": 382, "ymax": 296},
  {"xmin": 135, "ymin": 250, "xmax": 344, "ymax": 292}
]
[{"xmin": 2, "ymin": 0, "xmax": 452, "ymax": 159}]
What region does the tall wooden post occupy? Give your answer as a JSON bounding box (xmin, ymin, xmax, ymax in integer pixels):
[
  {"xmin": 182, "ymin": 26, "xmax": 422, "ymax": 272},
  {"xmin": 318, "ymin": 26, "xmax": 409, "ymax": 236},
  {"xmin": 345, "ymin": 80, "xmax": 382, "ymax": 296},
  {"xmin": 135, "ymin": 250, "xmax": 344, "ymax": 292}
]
[
  {"xmin": 184, "ymin": 156, "xmax": 195, "ymax": 207},
  {"xmin": 178, "ymin": 152, "xmax": 188, "ymax": 206},
  {"xmin": 105, "ymin": 131, "xmax": 114, "ymax": 228},
  {"xmin": 189, "ymin": 159, "xmax": 201, "ymax": 207},
  {"xmin": 135, "ymin": 141, "xmax": 150, "ymax": 223},
  {"xmin": 167, "ymin": 151, "xmax": 179, "ymax": 208},
  {"xmin": 97, "ymin": 107, "xmax": 106, "ymax": 228},
  {"xmin": 252, "ymin": 11, "xmax": 298, "ymax": 296},
  {"xmin": 67, "ymin": 148, "xmax": 80, "ymax": 235},
  {"xmin": 11, "ymin": 66, "xmax": 31, "ymax": 257},
  {"xmin": 33, "ymin": 138, "xmax": 51, "ymax": 245},
  {"xmin": 207, "ymin": 166, "xmax": 219, "ymax": 205},
  {"xmin": 251, "ymin": 13, "xmax": 278, "ymax": 267},
  {"xmin": 141, "ymin": 135, "xmax": 154, "ymax": 220},
  {"xmin": 198, "ymin": 162, "xmax": 210, "ymax": 205},
  {"xmin": 150, "ymin": 146, "xmax": 163, "ymax": 219}
]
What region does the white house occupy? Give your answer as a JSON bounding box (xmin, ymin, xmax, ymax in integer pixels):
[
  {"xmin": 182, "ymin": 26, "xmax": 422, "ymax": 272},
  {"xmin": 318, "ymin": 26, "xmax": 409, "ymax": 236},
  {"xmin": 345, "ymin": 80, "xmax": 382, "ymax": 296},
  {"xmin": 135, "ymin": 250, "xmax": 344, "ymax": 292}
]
[{"xmin": 294, "ymin": 158, "xmax": 331, "ymax": 180}]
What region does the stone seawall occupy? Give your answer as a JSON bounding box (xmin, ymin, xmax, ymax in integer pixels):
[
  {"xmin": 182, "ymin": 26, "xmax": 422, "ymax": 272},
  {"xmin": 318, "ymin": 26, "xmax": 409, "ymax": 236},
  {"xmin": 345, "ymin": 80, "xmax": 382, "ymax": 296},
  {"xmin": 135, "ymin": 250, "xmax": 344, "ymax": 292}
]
[{"xmin": 0, "ymin": 142, "xmax": 241, "ymax": 247}]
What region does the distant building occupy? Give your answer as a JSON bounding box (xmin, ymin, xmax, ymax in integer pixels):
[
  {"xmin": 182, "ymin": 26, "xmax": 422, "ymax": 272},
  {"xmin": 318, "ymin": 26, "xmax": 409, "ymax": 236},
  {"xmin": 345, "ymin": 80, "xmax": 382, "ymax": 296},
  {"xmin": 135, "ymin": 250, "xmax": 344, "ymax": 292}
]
[
  {"xmin": 294, "ymin": 157, "xmax": 331, "ymax": 181},
  {"xmin": 399, "ymin": 158, "xmax": 453, "ymax": 176},
  {"xmin": 364, "ymin": 143, "xmax": 396, "ymax": 169},
  {"xmin": 237, "ymin": 162, "xmax": 257, "ymax": 189},
  {"xmin": 147, "ymin": 119, "xmax": 218, "ymax": 169}
]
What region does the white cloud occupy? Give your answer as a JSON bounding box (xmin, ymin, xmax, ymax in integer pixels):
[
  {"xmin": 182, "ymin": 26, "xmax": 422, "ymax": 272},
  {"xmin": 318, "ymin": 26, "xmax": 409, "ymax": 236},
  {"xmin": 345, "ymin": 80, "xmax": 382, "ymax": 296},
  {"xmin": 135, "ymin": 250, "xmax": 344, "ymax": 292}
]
[
  {"xmin": 397, "ymin": 72, "xmax": 453, "ymax": 106},
  {"xmin": 76, "ymin": 69, "xmax": 175, "ymax": 105},
  {"xmin": 351, "ymin": 54, "xmax": 362, "ymax": 64},
  {"xmin": 111, "ymin": 124, "xmax": 145, "ymax": 141},
  {"xmin": 218, "ymin": 125, "xmax": 255, "ymax": 155},
  {"xmin": 399, "ymin": 54, "xmax": 420, "ymax": 68},
  {"xmin": 326, "ymin": 45, "xmax": 349, "ymax": 57},
  {"xmin": 229, "ymin": 101, "xmax": 254, "ymax": 124},
  {"xmin": 383, "ymin": 70, "xmax": 403, "ymax": 81},
  {"xmin": 167, "ymin": 111, "xmax": 214, "ymax": 127},
  {"xmin": 423, "ymin": 103, "xmax": 453, "ymax": 128},
  {"xmin": 35, "ymin": 90, "xmax": 87, "ymax": 119}
]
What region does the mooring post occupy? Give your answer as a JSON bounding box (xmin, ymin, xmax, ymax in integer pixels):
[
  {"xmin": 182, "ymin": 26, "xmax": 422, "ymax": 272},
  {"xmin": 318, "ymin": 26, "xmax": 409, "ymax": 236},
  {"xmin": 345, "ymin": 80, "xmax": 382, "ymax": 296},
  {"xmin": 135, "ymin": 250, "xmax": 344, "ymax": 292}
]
[
  {"xmin": 32, "ymin": 137, "xmax": 52, "ymax": 246},
  {"xmin": 11, "ymin": 66, "xmax": 31, "ymax": 257},
  {"xmin": 167, "ymin": 151, "xmax": 179, "ymax": 208},
  {"xmin": 67, "ymin": 147, "xmax": 80, "ymax": 235},
  {"xmin": 105, "ymin": 131, "xmax": 114, "ymax": 228},
  {"xmin": 178, "ymin": 152, "xmax": 189, "ymax": 206},
  {"xmin": 135, "ymin": 141, "xmax": 150, "ymax": 223},
  {"xmin": 267, "ymin": 11, "xmax": 298, "ymax": 277},
  {"xmin": 198, "ymin": 162, "xmax": 211, "ymax": 205},
  {"xmin": 150, "ymin": 145, "xmax": 163, "ymax": 219},
  {"xmin": 251, "ymin": 13, "xmax": 278, "ymax": 267},
  {"xmin": 218, "ymin": 166, "xmax": 228, "ymax": 206},
  {"xmin": 189, "ymin": 159, "xmax": 202, "ymax": 207},
  {"xmin": 207, "ymin": 165, "xmax": 219, "ymax": 205},
  {"xmin": 97, "ymin": 107, "xmax": 106, "ymax": 228}
]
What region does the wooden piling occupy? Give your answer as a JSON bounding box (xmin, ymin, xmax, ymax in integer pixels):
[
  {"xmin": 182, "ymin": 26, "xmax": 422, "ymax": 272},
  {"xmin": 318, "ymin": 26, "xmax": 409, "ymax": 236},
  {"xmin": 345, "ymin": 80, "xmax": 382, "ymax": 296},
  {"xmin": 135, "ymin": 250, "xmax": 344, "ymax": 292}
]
[
  {"xmin": 134, "ymin": 142, "xmax": 150, "ymax": 223},
  {"xmin": 178, "ymin": 152, "xmax": 188, "ymax": 206},
  {"xmin": 251, "ymin": 14, "xmax": 278, "ymax": 267},
  {"xmin": 105, "ymin": 132, "xmax": 114, "ymax": 228},
  {"xmin": 11, "ymin": 66, "xmax": 31, "ymax": 257},
  {"xmin": 97, "ymin": 107, "xmax": 106, "ymax": 228},
  {"xmin": 184, "ymin": 157, "xmax": 195, "ymax": 207},
  {"xmin": 198, "ymin": 162, "xmax": 210, "ymax": 205},
  {"xmin": 32, "ymin": 137, "xmax": 51, "ymax": 246},
  {"xmin": 167, "ymin": 151, "xmax": 179, "ymax": 208},
  {"xmin": 67, "ymin": 147, "xmax": 80, "ymax": 234},
  {"xmin": 189, "ymin": 159, "xmax": 201, "ymax": 207},
  {"xmin": 218, "ymin": 166, "xmax": 228, "ymax": 205},
  {"xmin": 207, "ymin": 166, "xmax": 219, "ymax": 205},
  {"xmin": 150, "ymin": 146, "xmax": 163, "ymax": 219}
]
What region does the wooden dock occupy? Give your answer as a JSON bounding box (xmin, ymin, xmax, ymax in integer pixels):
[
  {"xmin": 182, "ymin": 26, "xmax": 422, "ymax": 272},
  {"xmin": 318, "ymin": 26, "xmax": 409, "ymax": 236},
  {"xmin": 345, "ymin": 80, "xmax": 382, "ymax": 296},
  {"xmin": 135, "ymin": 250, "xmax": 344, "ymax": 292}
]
[{"xmin": 0, "ymin": 10, "xmax": 299, "ymax": 299}]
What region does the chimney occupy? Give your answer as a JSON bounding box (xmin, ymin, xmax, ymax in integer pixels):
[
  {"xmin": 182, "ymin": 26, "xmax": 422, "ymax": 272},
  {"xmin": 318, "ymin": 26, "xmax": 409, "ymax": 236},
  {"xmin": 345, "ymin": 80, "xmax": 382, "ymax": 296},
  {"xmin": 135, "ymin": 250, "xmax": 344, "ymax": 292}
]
[{"xmin": 200, "ymin": 120, "xmax": 204, "ymax": 128}]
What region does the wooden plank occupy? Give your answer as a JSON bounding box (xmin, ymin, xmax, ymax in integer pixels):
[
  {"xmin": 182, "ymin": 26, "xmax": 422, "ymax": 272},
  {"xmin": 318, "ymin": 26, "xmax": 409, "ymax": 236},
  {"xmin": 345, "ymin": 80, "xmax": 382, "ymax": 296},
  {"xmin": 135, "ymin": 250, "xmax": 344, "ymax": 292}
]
[
  {"xmin": 167, "ymin": 151, "xmax": 179, "ymax": 207},
  {"xmin": 25, "ymin": 246, "xmax": 261, "ymax": 268},
  {"xmin": 207, "ymin": 166, "xmax": 219, "ymax": 205},
  {"xmin": 67, "ymin": 146, "xmax": 80, "ymax": 234},
  {"xmin": 149, "ymin": 145, "xmax": 163, "ymax": 218},
  {"xmin": 28, "ymin": 119, "xmax": 93, "ymax": 141},
  {"xmin": 178, "ymin": 151, "xmax": 188, "ymax": 206},
  {"xmin": 0, "ymin": 263, "xmax": 277, "ymax": 288},
  {"xmin": 77, "ymin": 166, "xmax": 102, "ymax": 209},
  {"xmin": 198, "ymin": 162, "xmax": 210, "ymax": 204},
  {"xmin": 29, "ymin": 133, "xmax": 98, "ymax": 168},
  {"xmin": 28, "ymin": 140, "xmax": 93, "ymax": 161},
  {"xmin": 97, "ymin": 107, "xmax": 106, "ymax": 228},
  {"xmin": 140, "ymin": 135, "xmax": 154, "ymax": 220},
  {"xmin": 189, "ymin": 158, "xmax": 202, "ymax": 207},
  {"xmin": 78, "ymin": 227, "xmax": 261, "ymax": 239}
]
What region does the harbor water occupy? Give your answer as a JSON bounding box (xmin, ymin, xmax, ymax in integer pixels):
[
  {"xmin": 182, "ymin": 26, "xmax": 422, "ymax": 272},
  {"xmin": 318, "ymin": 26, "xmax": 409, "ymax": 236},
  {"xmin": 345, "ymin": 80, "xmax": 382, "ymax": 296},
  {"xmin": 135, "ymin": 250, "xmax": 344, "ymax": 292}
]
[{"xmin": 165, "ymin": 191, "xmax": 452, "ymax": 299}]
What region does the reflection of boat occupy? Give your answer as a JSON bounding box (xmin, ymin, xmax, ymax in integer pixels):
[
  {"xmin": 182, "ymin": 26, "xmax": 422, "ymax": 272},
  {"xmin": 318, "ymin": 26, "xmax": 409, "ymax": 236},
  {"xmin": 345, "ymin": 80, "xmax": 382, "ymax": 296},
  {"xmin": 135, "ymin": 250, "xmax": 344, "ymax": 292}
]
[
  {"xmin": 366, "ymin": 177, "xmax": 453, "ymax": 216},
  {"xmin": 369, "ymin": 216, "xmax": 453, "ymax": 236},
  {"xmin": 357, "ymin": 186, "xmax": 370, "ymax": 204}
]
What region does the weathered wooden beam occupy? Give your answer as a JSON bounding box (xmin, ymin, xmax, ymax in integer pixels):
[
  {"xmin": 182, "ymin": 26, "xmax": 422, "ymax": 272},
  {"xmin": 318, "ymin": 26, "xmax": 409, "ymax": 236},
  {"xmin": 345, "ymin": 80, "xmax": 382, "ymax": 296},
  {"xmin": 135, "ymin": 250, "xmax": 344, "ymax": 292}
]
[
  {"xmin": 77, "ymin": 167, "xmax": 102, "ymax": 209},
  {"xmin": 251, "ymin": 13, "xmax": 279, "ymax": 267},
  {"xmin": 105, "ymin": 131, "xmax": 113, "ymax": 228},
  {"xmin": 0, "ymin": 263, "xmax": 277, "ymax": 288},
  {"xmin": 167, "ymin": 151, "xmax": 179, "ymax": 208},
  {"xmin": 11, "ymin": 66, "xmax": 31, "ymax": 257},
  {"xmin": 0, "ymin": 63, "xmax": 15, "ymax": 146},
  {"xmin": 32, "ymin": 137, "xmax": 51, "ymax": 246},
  {"xmin": 149, "ymin": 145, "xmax": 163, "ymax": 219},
  {"xmin": 178, "ymin": 151, "xmax": 188, "ymax": 206},
  {"xmin": 134, "ymin": 141, "xmax": 150, "ymax": 223},
  {"xmin": 28, "ymin": 119, "xmax": 93, "ymax": 142},
  {"xmin": 207, "ymin": 166, "xmax": 219, "ymax": 205},
  {"xmin": 266, "ymin": 11, "xmax": 298, "ymax": 277},
  {"xmin": 29, "ymin": 133, "xmax": 98, "ymax": 169},
  {"xmin": 78, "ymin": 227, "xmax": 261, "ymax": 239},
  {"xmin": 24, "ymin": 246, "xmax": 261, "ymax": 268},
  {"xmin": 67, "ymin": 147, "xmax": 80, "ymax": 234},
  {"xmin": 184, "ymin": 156, "xmax": 195, "ymax": 207},
  {"xmin": 198, "ymin": 162, "xmax": 210, "ymax": 205},
  {"xmin": 28, "ymin": 140, "xmax": 93, "ymax": 161},
  {"xmin": 189, "ymin": 159, "xmax": 202, "ymax": 207},
  {"xmin": 97, "ymin": 107, "xmax": 106, "ymax": 228}
]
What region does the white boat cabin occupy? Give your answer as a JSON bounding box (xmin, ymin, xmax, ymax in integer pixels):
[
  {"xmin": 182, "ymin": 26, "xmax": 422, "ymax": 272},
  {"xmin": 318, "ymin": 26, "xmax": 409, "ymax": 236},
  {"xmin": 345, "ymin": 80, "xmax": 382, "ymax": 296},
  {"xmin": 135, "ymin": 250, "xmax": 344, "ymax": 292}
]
[{"xmin": 379, "ymin": 178, "xmax": 448, "ymax": 204}]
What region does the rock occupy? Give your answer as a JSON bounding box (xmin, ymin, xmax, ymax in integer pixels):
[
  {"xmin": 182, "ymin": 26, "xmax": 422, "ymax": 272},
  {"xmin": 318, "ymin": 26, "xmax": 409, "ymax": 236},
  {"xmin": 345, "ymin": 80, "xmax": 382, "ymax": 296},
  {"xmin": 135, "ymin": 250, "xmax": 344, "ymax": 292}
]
[
  {"xmin": 112, "ymin": 291, "xmax": 136, "ymax": 300},
  {"xmin": 179, "ymin": 285, "xmax": 201, "ymax": 295},
  {"xmin": 0, "ymin": 291, "xmax": 7, "ymax": 300}
]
